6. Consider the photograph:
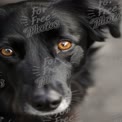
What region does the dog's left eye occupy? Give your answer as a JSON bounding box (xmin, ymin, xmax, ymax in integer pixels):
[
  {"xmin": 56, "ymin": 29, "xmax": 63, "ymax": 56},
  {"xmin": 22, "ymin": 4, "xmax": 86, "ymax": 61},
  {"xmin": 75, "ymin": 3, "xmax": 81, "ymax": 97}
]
[
  {"xmin": 0, "ymin": 48, "xmax": 14, "ymax": 56},
  {"xmin": 58, "ymin": 41, "xmax": 72, "ymax": 50}
]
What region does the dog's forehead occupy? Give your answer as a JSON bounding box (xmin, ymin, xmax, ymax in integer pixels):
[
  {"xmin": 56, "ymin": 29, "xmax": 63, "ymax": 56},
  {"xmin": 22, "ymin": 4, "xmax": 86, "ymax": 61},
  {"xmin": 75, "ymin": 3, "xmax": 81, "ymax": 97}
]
[
  {"xmin": 55, "ymin": 11, "xmax": 82, "ymax": 42},
  {"xmin": 0, "ymin": 2, "xmax": 83, "ymax": 44},
  {"xmin": 23, "ymin": 5, "xmax": 82, "ymax": 43}
]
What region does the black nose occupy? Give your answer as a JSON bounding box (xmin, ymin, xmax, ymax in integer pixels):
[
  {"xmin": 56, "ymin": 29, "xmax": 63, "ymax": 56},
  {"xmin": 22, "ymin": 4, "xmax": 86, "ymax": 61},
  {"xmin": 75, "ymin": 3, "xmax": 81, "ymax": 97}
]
[{"xmin": 32, "ymin": 90, "xmax": 62, "ymax": 112}]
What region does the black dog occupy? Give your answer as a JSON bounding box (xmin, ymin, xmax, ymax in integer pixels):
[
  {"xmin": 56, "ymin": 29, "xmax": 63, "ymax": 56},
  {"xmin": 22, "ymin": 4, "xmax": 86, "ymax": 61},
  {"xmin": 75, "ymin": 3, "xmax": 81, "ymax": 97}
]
[{"xmin": 0, "ymin": 0, "xmax": 121, "ymax": 122}]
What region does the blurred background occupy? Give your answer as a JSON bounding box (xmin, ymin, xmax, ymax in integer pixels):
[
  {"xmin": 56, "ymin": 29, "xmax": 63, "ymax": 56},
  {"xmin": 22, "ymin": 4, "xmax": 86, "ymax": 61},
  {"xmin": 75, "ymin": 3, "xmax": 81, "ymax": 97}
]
[{"xmin": 0, "ymin": 0, "xmax": 122, "ymax": 122}]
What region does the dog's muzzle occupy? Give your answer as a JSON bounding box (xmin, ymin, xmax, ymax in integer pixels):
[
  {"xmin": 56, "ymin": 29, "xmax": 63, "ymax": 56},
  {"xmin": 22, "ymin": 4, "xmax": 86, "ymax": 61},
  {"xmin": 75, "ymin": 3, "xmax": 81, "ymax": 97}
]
[{"xmin": 24, "ymin": 89, "xmax": 72, "ymax": 116}]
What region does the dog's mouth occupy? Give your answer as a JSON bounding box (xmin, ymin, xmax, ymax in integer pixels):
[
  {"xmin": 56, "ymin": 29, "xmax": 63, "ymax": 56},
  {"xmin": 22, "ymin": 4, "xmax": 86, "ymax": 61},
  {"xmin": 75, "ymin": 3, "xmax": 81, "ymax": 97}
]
[{"xmin": 24, "ymin": 95, "xmax": 72, "ymax": 116}]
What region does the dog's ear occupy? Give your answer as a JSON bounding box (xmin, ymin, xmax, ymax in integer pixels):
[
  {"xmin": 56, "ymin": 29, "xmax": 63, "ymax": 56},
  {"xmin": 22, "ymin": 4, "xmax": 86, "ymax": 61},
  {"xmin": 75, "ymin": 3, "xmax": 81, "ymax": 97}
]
[
  {"xmin": 0, "ymin": 8, "xmax": 7, "ymax": 22},
  {"xmin": 54, "ymin": 0, "xmax": 121, "ymax": 43},
  {"xmin": 85, "ymin": 0, "xmax": 121, "ymax": 42}
]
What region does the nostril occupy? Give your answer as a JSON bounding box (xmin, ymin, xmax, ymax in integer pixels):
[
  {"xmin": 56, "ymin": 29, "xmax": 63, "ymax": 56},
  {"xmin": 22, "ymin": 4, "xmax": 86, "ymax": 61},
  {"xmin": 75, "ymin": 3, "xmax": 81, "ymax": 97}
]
[
  {"xmin": 32, "ymin": 100, "xmax": 46, "ymax": 111},
  {"xmin": 36, "ymin": 104, "xmax": 45, "ymax": 110},
  {"xmin": 50, "ymin": 99, "xmax": 62, "ymax": 109}
]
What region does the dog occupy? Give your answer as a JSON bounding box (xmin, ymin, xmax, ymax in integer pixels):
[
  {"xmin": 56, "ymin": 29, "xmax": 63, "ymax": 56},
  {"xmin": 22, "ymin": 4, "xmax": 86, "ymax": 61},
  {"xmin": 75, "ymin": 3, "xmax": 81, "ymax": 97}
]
[{"xmin": 0, "ymin": 0, "xmax": 121, "ymax": 122}]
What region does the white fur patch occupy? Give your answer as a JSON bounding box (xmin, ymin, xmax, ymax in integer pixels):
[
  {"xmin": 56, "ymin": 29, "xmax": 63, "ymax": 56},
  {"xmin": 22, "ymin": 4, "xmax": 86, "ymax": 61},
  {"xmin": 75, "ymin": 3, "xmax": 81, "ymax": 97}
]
[{"xmin": 24, "ymin": 96, "xmax": 72, "ymax": 116}]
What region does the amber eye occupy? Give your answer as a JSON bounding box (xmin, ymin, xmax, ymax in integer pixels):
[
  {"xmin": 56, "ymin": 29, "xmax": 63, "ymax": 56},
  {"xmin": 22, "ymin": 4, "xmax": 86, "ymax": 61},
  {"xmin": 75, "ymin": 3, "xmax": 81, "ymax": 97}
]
[
  {"xmin": 58, "ymin": 41, "xmax": 72, "ymax": 50},
  {"xmin": 1, "ymin": 48, "xmax": 14, "ymax": 56}
]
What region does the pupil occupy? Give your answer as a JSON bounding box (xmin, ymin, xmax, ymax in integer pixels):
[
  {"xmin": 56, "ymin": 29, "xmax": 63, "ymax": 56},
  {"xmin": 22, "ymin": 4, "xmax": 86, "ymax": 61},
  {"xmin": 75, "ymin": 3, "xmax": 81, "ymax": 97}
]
[
  {"xmin": 62, "ymin": 42, "xmax": 67, "ymax": 47},
  {"xmin": 5, "ymin": 49, "xmax": 11, "ymax": 53}
]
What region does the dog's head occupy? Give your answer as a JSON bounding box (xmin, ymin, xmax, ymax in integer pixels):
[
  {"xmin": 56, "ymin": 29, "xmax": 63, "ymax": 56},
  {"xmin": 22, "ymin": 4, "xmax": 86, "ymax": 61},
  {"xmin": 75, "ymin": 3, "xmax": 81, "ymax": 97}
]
[{"xmin": 0, "ymin": 0, "xmax": 121, "ymax": 117}]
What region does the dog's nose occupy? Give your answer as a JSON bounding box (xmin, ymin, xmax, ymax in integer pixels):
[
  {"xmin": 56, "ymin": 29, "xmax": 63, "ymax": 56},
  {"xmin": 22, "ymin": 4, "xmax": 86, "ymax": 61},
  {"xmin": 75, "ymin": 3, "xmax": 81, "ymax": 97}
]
[{"xmin": 32, "ymin": 90, "xmax": 62, "ymax": 112}]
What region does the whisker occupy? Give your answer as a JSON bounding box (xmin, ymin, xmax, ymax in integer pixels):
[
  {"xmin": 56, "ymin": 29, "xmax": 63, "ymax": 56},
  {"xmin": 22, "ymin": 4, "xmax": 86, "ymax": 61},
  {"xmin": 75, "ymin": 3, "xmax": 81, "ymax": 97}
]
[
  {"xmin": 33, "ymin": 66, "xmax": 40, "ymax": 69},
  {"xmin": 72, "ymin": 93, "xmax": 81, "ymax": 95},
  {"xmin": 72, "ymin": 97, "xmax": 81, "ymax": 100},
  {"xmin": 72, "ymin": 90, "xmax": 81, "ymax": 93},
  {"xmin": 32, "ymin": 71, "xmax": 41, "ymax": 75},
  {"xmin": 72, "ymin": 98, "xmax": 81, "ymax": 102},
  {"xmin": 32, "ymin": 72, "xmax": 41, "ymax": 77},
  {"xmin": 72, "ymin": 98, "xmax": 82, "ymax": 101},
  {"xmin": 32, "ymin": 69, "xmax": 40, "ymax": 71}
]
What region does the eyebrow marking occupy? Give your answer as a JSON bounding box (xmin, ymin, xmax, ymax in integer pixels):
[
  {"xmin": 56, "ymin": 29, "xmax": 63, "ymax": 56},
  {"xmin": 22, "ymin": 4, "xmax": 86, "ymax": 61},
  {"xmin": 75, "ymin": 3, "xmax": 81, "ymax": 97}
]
[{"xmin": 61, "ymin": 34, "xmax": 81, "ymax": 43}]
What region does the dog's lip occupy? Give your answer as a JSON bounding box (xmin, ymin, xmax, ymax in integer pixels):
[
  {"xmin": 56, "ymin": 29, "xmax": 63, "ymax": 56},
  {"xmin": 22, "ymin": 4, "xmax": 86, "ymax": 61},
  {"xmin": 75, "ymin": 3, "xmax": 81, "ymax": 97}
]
[{"xmin": 24, "ymin": 96, "xmax": 72, "ymax": 116}]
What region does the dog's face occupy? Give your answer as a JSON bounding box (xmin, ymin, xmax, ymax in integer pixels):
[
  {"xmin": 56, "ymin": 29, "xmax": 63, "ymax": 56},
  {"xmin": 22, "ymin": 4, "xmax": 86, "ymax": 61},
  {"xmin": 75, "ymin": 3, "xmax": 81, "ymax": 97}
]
[{"xmin": 0, "ymin": 0, "xmax": 121, "ymax": 117}]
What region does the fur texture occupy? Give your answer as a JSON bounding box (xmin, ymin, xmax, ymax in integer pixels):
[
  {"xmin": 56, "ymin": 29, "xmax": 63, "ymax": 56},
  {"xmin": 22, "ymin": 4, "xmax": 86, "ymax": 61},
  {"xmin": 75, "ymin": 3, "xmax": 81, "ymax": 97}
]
[{"xmin": 0, "ymin": 0, "xmax": 121, "ymax": 121}]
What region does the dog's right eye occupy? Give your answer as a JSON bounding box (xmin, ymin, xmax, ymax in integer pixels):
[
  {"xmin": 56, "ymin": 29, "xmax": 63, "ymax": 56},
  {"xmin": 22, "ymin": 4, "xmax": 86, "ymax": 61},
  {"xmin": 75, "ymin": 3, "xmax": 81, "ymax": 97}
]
[{"xmin": 0, "ymin": 48, "xmax": 14, "ymax": 56}]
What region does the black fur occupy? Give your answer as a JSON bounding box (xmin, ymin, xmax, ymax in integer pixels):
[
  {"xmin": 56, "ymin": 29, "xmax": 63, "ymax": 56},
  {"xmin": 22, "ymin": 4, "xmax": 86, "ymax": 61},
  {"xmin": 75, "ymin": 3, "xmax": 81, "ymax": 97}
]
[{"xmin": 0, "ymin": 0, "xmax": 121, "ymax": 122}]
